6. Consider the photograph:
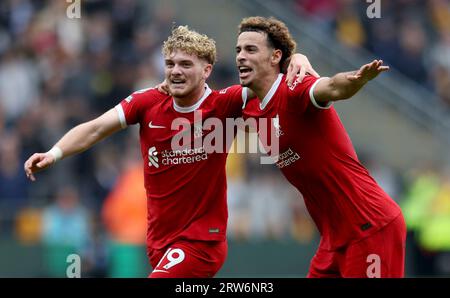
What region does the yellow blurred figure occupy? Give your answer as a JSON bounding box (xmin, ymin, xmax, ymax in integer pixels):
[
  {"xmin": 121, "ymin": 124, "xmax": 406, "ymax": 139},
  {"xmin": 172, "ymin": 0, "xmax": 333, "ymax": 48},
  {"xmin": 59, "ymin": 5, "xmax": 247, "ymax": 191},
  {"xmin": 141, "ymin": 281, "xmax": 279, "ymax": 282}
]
[{"xmin": 14, "ymin": 208, "xmax": 42, "ymax": 244}]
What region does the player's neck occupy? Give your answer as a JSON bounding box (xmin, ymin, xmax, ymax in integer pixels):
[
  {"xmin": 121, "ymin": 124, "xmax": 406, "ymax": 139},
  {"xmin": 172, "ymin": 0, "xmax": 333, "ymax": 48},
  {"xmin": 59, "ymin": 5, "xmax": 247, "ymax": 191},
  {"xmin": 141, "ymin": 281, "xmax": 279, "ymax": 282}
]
[
  {"xmin": 251, "ymin": 72, "xmax": 280, "ymax": 102},
  {"xmin": 173, "ymin": 84, "xmax": 207, "ymax": 107}
]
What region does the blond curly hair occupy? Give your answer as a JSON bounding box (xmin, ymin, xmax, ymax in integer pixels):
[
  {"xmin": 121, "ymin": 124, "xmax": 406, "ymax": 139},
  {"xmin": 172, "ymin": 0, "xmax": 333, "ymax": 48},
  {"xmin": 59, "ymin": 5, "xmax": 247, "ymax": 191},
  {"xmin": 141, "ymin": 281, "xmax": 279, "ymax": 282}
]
[
  {"xmin": 162, "ymin": 25, "xmax": 217, "ymax": 65},
  {"xmin": 238, "ymin": 16, "xmax": 297, "ymax": 70}
]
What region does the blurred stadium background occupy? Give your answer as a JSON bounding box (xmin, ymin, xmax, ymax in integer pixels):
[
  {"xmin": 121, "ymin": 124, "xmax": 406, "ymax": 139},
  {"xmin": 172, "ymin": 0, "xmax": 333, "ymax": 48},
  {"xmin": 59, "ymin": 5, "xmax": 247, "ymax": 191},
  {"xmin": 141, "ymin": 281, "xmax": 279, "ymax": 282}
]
[{"xmin": 0, "ymin": 0, "xmax": 450, "ymax": 277}]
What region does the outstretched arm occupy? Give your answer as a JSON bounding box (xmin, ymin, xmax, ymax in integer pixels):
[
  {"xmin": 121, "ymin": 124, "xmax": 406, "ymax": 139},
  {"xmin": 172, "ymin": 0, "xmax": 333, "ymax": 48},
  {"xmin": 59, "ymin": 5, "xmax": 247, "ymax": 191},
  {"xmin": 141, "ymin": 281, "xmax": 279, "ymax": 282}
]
[
  {"xmin": 313, "ymin": 60, "xmax": 389, "ymax": 104},
  {"xmin": 24, "ymin": 108, "xmax": 123, "ymax": 181}
]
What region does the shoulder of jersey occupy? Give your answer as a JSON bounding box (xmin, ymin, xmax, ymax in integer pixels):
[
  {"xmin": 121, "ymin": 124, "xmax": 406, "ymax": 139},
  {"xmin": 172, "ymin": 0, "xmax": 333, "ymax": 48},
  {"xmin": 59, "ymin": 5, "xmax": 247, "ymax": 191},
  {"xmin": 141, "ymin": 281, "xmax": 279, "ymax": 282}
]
[
  {"xmin": 210, "ymin": 86, "xmax": 240, "ymax": 102},
  {"xmin": 216, "ymin": 85, "xmax": 241, "ymax": 95},
  {"xmin": 125, "ymin": 87, "xmax": 169, "ymax": 104},
  {"xmin": 287, "ymin": 74, "xmax": 316, "ymax": 93}
]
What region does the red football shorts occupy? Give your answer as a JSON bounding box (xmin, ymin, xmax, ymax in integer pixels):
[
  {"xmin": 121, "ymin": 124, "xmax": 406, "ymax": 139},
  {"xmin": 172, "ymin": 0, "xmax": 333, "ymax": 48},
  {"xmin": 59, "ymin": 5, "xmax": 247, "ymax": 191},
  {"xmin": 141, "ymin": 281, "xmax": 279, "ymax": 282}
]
[
  {"xmin": 308, "ymin": 213, "xmax": 406, "ymax": 278},
  {"xmin": 148, "ymin": 240, "xmax": 227, "ymax": 278}
]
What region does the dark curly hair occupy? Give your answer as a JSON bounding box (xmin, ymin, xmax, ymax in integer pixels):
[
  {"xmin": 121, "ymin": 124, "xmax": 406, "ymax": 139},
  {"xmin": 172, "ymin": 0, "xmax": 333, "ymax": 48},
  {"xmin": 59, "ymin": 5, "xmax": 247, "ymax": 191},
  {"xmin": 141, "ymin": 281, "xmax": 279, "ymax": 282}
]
[{"xmin": 238, "ymin": 16, "xmax": 297, "ymax": 71}]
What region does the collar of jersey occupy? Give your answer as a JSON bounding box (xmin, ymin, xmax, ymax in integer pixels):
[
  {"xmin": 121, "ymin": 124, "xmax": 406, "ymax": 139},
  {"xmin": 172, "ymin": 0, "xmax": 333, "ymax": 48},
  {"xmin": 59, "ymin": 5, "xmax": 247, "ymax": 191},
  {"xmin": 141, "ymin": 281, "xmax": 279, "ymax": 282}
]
[
  {"xmin": 173, "ymin": 84, "xmax": 212, "ymax": 113},
  {"xmin": 259, "ymin": 73, "xmax": 283, "ymax": 110}
]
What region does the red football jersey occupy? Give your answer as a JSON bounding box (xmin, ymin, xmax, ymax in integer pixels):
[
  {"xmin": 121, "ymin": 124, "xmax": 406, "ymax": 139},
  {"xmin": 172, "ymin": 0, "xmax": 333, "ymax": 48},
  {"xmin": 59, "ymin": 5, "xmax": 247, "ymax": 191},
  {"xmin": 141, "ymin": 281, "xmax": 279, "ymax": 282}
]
[
  {"xmin": 116, "ymin": 84, "xmax": 243, "ymax": 250},
  {"xmin": 242, "ymin": 74, "xmax": 402, "ymax": 250}
]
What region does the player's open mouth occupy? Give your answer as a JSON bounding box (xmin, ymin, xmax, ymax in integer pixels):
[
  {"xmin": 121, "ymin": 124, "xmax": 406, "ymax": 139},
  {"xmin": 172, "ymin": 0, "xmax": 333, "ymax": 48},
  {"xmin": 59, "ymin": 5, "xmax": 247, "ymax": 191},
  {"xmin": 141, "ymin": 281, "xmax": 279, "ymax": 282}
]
[
  {"xmin": 170, "ymin": 78, "xmax": 186, "ymax": 86},
  {"xmin": 238, "ymin": 66, "xmax": 252, "ymax": 79}
]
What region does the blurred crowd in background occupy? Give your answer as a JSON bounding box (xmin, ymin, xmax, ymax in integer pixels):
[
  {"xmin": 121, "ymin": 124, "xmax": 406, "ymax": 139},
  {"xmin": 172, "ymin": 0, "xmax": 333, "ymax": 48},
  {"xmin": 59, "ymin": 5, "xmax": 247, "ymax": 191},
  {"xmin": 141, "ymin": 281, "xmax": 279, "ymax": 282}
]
[
  {"xmin": 0, "ymin": 0, "xmax": 449, "ymax": 277},
  {"xmin": 297, "ymin": 0, "xmax": 450, "ymax": 109}
]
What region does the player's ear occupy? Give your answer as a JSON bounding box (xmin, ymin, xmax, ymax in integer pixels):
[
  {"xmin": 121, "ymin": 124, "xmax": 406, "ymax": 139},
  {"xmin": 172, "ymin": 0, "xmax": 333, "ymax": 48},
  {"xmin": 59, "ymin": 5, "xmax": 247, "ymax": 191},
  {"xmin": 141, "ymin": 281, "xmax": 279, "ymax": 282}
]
[
  {"xmin": 271, "ymin": 49, "xmax": 282, "ymax": 66},
  {"xmin": 203, "ymin": 63, "xmax": 213, "ymax": 80}
]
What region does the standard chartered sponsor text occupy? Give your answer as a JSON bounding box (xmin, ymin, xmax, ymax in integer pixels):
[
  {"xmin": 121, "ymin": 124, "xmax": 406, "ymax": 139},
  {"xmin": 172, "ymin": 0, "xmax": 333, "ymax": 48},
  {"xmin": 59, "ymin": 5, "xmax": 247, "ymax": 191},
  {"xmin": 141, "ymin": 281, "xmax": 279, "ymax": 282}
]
[
  {"xmin": 161, "ymin": 147, "xmax": 208, "ymax": 165},
  {"xmin": 274, "ymin": 148, "xmax": 301, "ymax": 168}
]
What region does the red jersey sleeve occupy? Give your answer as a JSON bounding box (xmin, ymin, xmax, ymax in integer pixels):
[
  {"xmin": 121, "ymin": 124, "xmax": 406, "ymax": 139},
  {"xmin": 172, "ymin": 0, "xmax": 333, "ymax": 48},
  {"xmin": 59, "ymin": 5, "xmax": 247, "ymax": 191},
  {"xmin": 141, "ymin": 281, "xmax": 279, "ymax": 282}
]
[
  {"xmin": 217, "ymin": 85, "xmax": 244, "ymax": 118},
  {"xmin": 287, "ymin": 75, "xmax": 332, "ymax": 114},
  {"xmin": 115, "ymin": 87, "xmax": 160, "ymax": 127}
]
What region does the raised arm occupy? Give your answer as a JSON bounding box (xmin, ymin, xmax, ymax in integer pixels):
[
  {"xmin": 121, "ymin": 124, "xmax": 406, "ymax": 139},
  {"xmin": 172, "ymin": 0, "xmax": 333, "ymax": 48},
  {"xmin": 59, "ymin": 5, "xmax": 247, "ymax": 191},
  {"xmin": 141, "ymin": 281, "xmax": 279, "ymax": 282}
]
[
  {"xmin": 313, "ymin": 60, "xmax": 389, "ymax": 104},
  {"xmin": 24, "ymin": 108, "xmax": 123, "ymax": 181}
]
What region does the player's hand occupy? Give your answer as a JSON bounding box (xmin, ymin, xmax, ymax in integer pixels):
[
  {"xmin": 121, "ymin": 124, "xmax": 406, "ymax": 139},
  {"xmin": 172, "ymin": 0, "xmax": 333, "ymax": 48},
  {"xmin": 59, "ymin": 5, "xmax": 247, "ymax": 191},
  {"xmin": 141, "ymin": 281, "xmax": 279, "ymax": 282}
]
[
  {"xmin": 346, "ymin": 60, "xmax": 389, "ymax": 83},
  {"xmin": 24, "ymin": 153, "xmax": 55, "ymax": 181},
  {"xmin": 286, "ymin": 53, "xmax": 320, "ymax": 87},
  {"xmin": 155, "ymin": 80, "xmax": 171, "ymax": 95}
]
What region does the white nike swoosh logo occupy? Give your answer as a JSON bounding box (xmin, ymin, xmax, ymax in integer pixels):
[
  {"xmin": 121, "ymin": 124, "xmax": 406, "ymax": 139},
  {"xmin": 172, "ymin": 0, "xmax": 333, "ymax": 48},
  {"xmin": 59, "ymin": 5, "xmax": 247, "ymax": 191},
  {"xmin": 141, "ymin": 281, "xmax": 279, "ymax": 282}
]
[{"xmin": 149, "ymin": 121, "xmax": 165, "ymax": 128}]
